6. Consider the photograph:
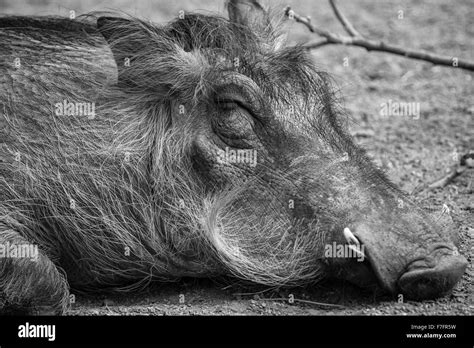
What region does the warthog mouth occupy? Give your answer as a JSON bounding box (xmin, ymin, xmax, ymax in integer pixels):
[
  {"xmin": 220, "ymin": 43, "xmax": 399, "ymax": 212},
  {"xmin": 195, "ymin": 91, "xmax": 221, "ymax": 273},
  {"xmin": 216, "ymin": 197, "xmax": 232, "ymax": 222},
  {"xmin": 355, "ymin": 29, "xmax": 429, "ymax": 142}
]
[{"xmin": 328, "ymin": 228, "xmax": 379, "ymax": 289}]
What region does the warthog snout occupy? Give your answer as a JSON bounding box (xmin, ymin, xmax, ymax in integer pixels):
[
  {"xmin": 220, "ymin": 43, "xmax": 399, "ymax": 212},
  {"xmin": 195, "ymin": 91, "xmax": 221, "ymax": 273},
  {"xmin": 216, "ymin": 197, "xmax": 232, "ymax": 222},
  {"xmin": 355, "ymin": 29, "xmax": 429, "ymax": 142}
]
[
  {"xmin": 398, "ymin": 248, "xmax": 467, "ymax": 300},
  {"xmin": 343, "ymin": 212, "xmax": 467, "ymax": 299}
]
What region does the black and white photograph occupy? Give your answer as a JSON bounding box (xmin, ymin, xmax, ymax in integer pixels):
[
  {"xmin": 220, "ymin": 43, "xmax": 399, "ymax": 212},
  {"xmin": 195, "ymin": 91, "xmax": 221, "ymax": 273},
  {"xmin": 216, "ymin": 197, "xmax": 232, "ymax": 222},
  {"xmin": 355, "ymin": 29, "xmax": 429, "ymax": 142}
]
[{"xmin": 0, "ymin": 0, "xmax": 472, "ymax": 345}]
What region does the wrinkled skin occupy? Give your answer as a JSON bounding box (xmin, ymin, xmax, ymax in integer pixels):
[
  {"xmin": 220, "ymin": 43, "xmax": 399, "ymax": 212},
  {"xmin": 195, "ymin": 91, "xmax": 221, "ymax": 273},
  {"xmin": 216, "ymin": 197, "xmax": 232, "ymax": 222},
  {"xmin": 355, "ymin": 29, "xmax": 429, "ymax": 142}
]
[{"xmin": 0, "ymin": 2, "xmax": 467, "ymax": 315}]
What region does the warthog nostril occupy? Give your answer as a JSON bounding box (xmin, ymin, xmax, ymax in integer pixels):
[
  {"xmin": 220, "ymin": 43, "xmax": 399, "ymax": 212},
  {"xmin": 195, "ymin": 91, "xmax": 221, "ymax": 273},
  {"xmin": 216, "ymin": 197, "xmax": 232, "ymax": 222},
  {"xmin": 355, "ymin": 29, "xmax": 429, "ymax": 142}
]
[{"xmin": 397, "ymin": 252, "xmax": 468, "ymax": 300}]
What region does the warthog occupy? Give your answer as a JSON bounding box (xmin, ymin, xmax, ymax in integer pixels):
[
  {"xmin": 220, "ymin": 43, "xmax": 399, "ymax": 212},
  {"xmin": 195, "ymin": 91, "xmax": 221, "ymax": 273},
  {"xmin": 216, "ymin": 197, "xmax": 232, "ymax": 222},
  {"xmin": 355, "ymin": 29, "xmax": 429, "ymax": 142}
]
[{"xmin": 0, "ymin": 1, "xmax": 467, "ymax": 314}]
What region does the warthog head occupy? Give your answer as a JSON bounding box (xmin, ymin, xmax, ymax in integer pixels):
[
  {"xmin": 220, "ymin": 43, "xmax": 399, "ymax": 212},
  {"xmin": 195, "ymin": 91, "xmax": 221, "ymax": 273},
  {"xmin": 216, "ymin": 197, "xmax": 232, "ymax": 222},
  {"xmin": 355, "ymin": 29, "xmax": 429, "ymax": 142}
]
[
  {"xmin": 1, "ymin": 1, "xmax": 464, "ymax": 304},
  {"xmin": 92, "ymin": 1, "xmax": 467, "ymax": 300}
]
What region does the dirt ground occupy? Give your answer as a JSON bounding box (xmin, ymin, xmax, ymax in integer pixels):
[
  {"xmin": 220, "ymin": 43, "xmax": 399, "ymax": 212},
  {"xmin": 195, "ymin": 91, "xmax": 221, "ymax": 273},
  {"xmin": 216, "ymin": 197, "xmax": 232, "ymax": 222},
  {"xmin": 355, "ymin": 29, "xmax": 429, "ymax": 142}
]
[{"xmin": 2, "ymin": 0, "xmax": 472, "ymax": 315}]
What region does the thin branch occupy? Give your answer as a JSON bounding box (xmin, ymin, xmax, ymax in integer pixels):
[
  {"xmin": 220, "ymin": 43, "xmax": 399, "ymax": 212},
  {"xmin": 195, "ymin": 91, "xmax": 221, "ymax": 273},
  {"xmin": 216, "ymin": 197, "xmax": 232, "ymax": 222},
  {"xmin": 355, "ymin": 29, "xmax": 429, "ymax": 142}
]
[
  {"xmin": 284, "ymin": 4, "xmax": 474, "ymax": 72},
  {"xmin": 259, "ymin": 297, "xmax": 346, "ymax": 308},
  {"xmin": 329, "ymin": 0, "xmax": 362, "ymax": 37},
  {"xmin": 306, "ymin": 38, "xmax": 331, "ymax": 49},
  {"xmin": 412, "ymin": 152, "xmax": 473, "ymax": 194},
  {"xmin": 412, "ymin": 167, "xmax": 466, "ymax": 195}
]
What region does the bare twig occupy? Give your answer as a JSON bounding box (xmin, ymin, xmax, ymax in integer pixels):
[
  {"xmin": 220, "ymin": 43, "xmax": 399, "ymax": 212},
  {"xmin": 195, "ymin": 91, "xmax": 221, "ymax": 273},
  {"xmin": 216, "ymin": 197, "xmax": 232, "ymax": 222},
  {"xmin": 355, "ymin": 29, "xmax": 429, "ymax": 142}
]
[
  {"xmin": 259, "ymin": 297, "xmax": 346, "ymax": 308},
  {"xmin": 426, "ymin": 167, "xmax": 467, "ymax": 189},
  {"xmin": 284, "ymin": 3, "xmax": 474, "ymax": 71},
  {"xmin": 232, "ymin": 287, "xmax": 275, "ymax": 296},
  {"xmin": 233, "ymin": 291, "xmax": 346, "ymax": 308},
  {"xmin": 411, "ymin": 152, "xmax": 473, "ymax": 194},
  {"xmin": 412, "ymin": 167, "xmax": 464, "ymax": 195},
  {"xmin": 305, "ymin": 39, "xmax": 331, "ymax": 49},
  {"xmin": 329, "ymin": 0, "xmax": 362, "ymax": 38}
]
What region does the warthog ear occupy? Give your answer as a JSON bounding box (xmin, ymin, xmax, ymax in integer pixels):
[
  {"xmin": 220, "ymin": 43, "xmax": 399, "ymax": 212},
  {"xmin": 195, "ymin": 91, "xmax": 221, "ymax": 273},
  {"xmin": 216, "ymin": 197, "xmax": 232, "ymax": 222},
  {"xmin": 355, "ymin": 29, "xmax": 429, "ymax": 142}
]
[
  {"xmin": 227, "ymin": 0, "xmax": 272, "ymax": 33},
  {"xmin": 97, "ymin": 16, "xmax": 142, "ymax": 54},
  {"xmin": 97, "ymin": 16, "xmax": 150, "ymax": 87},
  {"xmin": 227, "ymin": 0, "xmax": 285, "ymax": 50}
]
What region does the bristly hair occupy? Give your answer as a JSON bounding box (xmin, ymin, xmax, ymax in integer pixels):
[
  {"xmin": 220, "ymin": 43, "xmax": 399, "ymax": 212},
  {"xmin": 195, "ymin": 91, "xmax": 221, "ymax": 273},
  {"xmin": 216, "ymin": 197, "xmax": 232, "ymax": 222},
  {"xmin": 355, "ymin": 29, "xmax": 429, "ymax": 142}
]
[
  {"xmin": 1, "ymin": 9, "xmax": 393, "ymax": 294},
  {"xmin": 97, "ymin": 7, "xmax": 399, "ymax": 193},
  {"xmin": 97, "ymin": 12, "xmax": 359, "ymax": 150}
]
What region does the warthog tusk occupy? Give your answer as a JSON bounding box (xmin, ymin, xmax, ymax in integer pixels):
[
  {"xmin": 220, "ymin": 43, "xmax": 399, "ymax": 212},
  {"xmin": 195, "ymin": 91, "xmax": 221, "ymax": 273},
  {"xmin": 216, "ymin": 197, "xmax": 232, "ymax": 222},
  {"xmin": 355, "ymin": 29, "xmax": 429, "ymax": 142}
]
[
  {"xmin": 344, "ymin": 227, "xmax": 365, "ymax": 260},
  {"xmin": 343, "ymin": 227, "xmax": 360, "ymax": 246}
]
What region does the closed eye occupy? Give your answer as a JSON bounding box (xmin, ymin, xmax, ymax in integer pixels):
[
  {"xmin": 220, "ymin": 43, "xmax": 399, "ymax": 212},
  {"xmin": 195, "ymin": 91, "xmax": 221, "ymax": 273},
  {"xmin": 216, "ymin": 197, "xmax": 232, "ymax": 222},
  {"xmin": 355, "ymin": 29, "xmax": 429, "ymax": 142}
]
[
  {"xmin": 216, "ymin": 99, "xmax": 239, "ymax": 111},
  {"xmin": 216, "ymin": 98, "xmax": 255, "ymax": 117}
]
